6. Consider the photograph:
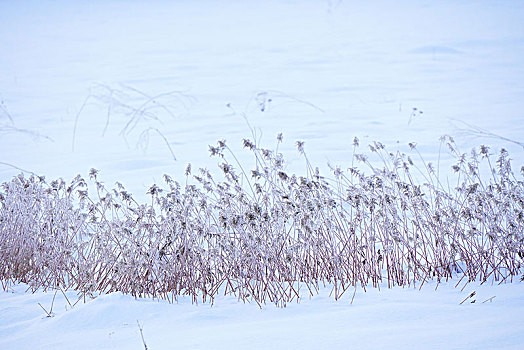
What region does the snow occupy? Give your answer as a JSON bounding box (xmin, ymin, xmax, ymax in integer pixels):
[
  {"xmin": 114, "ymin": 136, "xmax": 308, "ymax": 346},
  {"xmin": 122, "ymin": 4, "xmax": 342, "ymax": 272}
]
[
  {"xmin": 2, "ymin": 280, "xmax": 523, "ymax": 349},
  {"xmin": 1, "ymin": 0, "xmax": 524, "ymax": 199},
  {"xmin": 1, "ymin": 0, "xmax": 523, "ymax": 348}
]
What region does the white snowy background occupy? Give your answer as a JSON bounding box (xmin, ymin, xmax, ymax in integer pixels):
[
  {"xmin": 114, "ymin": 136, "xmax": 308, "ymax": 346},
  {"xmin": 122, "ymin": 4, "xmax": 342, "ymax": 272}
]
[{"xmin": 1, "ymin": 0, "xmax": 523, "ymax": 349}]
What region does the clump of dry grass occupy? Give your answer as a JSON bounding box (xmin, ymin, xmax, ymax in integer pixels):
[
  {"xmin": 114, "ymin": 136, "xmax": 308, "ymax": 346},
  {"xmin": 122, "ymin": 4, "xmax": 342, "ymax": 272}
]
[{"xmin": 0, "ymin": 135, "xmax": 522, "ymax": 306}]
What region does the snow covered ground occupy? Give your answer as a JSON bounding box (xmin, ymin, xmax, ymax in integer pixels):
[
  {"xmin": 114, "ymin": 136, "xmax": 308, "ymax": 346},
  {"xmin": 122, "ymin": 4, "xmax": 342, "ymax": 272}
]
[
  {"xmin": 1, "ymin": 0, "xmax": 524, "ymax": 198},
  {"xmin": 1, "ymin": 0, "xmax": 523, "ymax": 348},
  {"xmin": 1, "ymin": 280, "xmax": 523, "ymax": 349}
]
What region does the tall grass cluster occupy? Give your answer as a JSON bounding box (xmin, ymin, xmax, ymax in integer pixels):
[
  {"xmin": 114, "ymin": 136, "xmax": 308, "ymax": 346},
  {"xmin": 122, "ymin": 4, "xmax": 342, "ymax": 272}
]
[{"xmin": 0, "ymin": 135, "xmax": 523, "ymax": 306}]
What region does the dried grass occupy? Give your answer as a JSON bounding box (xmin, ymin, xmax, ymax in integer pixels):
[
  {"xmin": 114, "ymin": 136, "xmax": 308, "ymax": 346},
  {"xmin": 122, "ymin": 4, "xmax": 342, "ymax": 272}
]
[{"xmin": 0, "ymin": 135, "xmax": 522, "ymax": 306}]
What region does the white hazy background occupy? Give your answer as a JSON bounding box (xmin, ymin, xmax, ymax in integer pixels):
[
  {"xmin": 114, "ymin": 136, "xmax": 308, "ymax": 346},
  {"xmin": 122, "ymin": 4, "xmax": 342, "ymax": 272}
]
[{"xmin": 1, "ymin": 0, "xmax": 523, "ymax": 200}]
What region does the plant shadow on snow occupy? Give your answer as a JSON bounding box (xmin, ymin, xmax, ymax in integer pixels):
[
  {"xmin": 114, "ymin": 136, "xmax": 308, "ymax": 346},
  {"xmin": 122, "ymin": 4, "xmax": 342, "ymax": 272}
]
[{"xmin": 71, "ymin": 83, "xmax": 198, "ymax": 160}]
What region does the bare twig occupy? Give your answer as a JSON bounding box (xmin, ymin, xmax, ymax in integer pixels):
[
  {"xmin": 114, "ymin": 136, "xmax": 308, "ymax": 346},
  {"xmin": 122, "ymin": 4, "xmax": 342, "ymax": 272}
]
[
  {"xmin": 137, "ymin": 320, "xmax": 148, "ymax": 350},
  {"xmin": 460, "ymin": 291, "xmax": 476, "ymax": 305},
  {"xmin": 482, "ymin": 296, "xmax": 496, "ymax": 303}
]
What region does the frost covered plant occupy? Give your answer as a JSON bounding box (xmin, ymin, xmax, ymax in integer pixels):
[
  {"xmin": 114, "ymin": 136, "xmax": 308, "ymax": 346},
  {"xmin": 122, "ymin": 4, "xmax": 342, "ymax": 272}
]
[{"xmin": 0, "ymin": 135, "xmax": 523, "ymax": 306}]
